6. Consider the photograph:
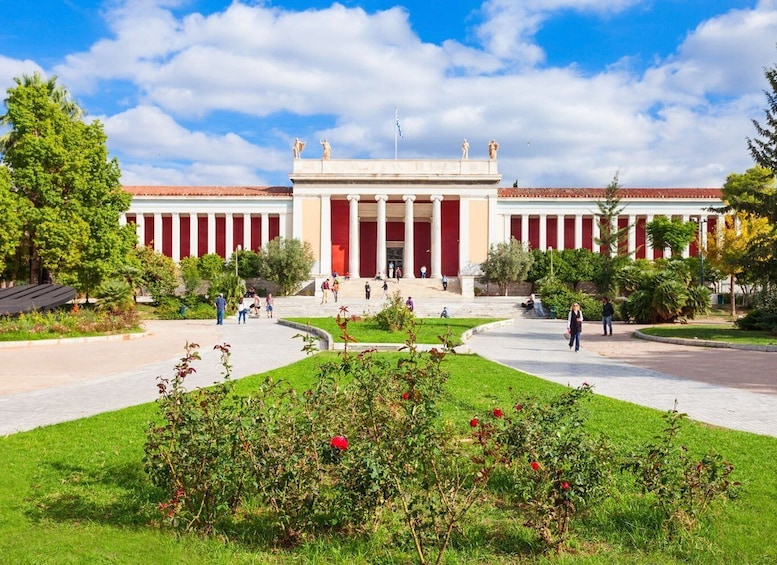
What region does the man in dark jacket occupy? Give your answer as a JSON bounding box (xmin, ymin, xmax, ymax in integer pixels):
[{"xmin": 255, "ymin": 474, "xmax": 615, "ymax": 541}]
[{"xmin": 602, "ymin": 297, "xmax": 614, "ymax": 336}]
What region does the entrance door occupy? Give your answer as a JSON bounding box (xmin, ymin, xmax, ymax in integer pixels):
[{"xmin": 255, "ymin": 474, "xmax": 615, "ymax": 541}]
[{"xmin": 387, "ymin": 246, "xmax": 403, "ymax": 278}]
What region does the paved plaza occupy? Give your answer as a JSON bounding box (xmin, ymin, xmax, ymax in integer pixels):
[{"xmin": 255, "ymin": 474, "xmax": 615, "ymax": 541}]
[{"xmin": 1, "ymin": 305, "xmax": 775, "ymax": 437}]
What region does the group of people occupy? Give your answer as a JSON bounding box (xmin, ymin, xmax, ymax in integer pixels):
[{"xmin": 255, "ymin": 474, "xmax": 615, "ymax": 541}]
[
  {"xmin": 320, "ymin": 277, "xmax": 341, "ymax": 304},
  {"xmin": 565, "ymin": 296, "xmax": 615, "ymax": 352},
  {"xmin": 213, "ymin": 289, "xmax": 274, "ymax": 325}
]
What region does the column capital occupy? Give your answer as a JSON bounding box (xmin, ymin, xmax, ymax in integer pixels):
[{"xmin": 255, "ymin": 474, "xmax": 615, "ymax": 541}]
[
  {"xmin": 375, "ymin": 194, "xmax": 389, "ymax": 203},
  {"xmin": 403, "ymin": 194, "xmax": 416, "ymax": 203},
  {"xmin": 347, "ymin": 194, "xmax": 360, "ymax": 202},
  {"xmin": 430, "ymin": 194, "xmax": 444, "ymax": 202}
]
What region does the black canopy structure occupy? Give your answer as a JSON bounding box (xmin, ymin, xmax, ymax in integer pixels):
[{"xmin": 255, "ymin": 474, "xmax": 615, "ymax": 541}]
[{"xmin": 0, "ymin": 284, "xmax": 77, "ymax": 315}]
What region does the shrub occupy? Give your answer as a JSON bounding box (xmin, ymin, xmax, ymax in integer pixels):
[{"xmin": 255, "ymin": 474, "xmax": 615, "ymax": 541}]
[
  {"xmin": 482, "ymin": 384, "xmax": 614, "ymax": 548},
  {"xmin": 97, "ymin": 279, "xmax": 135, "ymax": 313},
  {"xmin": 623, "ymin": 406, "xmax": 737, "ymax": 538},
  {"xmin": 370, "ymin": 291, "xmax": 415, "ymax": 331},
  {"xmin": 736, "ymin": 308, "xmax": 777, "ymax": 332}
]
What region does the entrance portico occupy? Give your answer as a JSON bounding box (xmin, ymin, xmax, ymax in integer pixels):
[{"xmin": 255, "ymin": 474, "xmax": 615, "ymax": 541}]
[{"xmin": 290, "ymin": 158, "xmax": 501, "ymax": 278}]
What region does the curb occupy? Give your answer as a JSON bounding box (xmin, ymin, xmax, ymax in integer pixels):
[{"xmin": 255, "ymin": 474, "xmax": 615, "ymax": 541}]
[
  {"xmin": 634, "ymin": 330, "xmax": 777, "ymax": 352},
  {"xmin": 0, "ymin": 330, "xmax": 149, "ymax": 349},
  {"xmin": 277, "ymin": 317, "xmax": 513, "ymax": 353}
]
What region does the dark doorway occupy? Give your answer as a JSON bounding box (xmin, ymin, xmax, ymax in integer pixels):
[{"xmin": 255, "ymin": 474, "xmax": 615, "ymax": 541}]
[{"xmin": 387, "ymin": 246, "xmax": 403, "ymax": 278}]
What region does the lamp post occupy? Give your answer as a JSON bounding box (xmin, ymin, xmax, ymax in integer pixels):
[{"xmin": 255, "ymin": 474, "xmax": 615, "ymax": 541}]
[
  {"xmin": 235, "ymin": 244, "xmax": 241, "ymax": 277},
  {"xmin": 549, "ymin": 246, "xmax": 554, "ymax": 278},
  {"xmin": 698, "ymin": 220, "xmax": 706, "ymax": 286}
]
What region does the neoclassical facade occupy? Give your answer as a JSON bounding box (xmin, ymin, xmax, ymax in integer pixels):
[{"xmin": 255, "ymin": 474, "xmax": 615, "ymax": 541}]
[{"xmin": 123, "ymin": 157, "xmax": 724, "ymax": 279}]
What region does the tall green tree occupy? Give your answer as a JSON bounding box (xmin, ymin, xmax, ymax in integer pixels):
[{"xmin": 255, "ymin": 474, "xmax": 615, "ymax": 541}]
[
  {"xmin": 0, "ymin": 166, "xmax": 25, "ymax": 281},
  {"xmin": 479, "ymin": 237, "xmax": 534, "ymax": 296},
  {"xmin": 258, "ymin": 237, "xmax": 315, "ymax": 296},
  {"xmin": 748, "ymin": 54, "xmax": 777, "ymax": 172},
  {"xmin": 594, "ymin": 173, "xmax": 631, "ymax": 259},
  {"xmin": 0, "ymin": 73, "xmax": 134, "ymax": 293}
]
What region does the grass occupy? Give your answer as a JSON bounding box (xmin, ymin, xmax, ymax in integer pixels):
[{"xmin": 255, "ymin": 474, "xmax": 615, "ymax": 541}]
[
  {"xmin": 285, "ymin": 316, "xmax": 501, "ymax": 343},
  {"xmin": 2, "ymin": 351, "xmax": 776, "ymax": 563},
  {"xmin": 641, "ymin": 324, "xmax": 777, "ymax": 345}
]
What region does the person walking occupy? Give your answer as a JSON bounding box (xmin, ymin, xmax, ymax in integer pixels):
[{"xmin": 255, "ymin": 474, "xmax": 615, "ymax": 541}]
[
  {"xmin": 320, "ymin": 278, "xmax": 330, "ymax": 304},
  {"xmin": 441, "ymin": 275, "xmax": 448, "ymax": 291},
  {"xmin": 238, "ymin": 295, "xmax": 249, "ymax": 324},
  {"xmin": 420, "ymin": 265, "xmax": 427, "ymax": 279},
  {"xmin": 567, "ymin": 302, "xmax": 584, "ymax": 352},
  {"xmin": 265, "ymin": 293, "xmax": 274, "ymax": 318},
  {"xmin": 602, "ymin": 297, "xmax": 614, "ymax": 336},
  {"xmin": 382, "ymin": 279, "xmax": 389, "ymax": 298},
  {"xmin": 364, "ymin": 281, "xmax": 371, "ymax": 299},
  {"xmin": 332, "ymin": 279, "xmax": 340, "ymax": 303},
  {"xmin": 214, "ymin": 293, "xmax": 227, "ymax": 325},
  {"xmin": 406, "ymin": 296, "xmax": 414, "ymax": 312}
]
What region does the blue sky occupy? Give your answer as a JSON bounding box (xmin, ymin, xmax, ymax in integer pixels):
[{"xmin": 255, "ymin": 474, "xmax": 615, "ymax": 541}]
[{"xmin": 1, "ymin": 0, "xmax": 775, "ymax": 188}]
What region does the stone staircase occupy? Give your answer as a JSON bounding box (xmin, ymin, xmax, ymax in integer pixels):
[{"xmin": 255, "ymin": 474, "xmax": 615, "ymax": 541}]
[{"xmin": 333, "ymin": 276, "xmax": 461, "ymax": 300}]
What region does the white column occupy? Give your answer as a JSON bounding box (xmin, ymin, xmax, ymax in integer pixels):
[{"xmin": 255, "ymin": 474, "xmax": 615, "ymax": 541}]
[
  {"xmin": 136, "ymin": 215, "xmax": 145, "ymax": 246},
  {"xmin": 592, "ymin": 216, "xmax": 600, "ymax": 253},
  {"xmin": 153, "ymin": 213, "xmax": 163, "ymax": 253},
  {"xmin": 320, "ymin": 195, "xmax": 332, "ymax": 276},
  {"xmin": 347, "ymin": 195, "xmax": 361, "ymax": 278},
  {"xmin": 225, "ymin": 213, "xmax": 234, "ymax": 260},
  {"xmin": 278, "ymin": 212, "xmax": 288, "ymax": 239},
  {"xmin": 171, "ymin": 213, "xmax": 181, "ymax": 262},
  {"xmin": 556, "ymin": 215, "xmax": 565, "ymax": 251},
  {"xmin": 119, "ymin": 214, "xmax": 127, "ymax": 227},
  {"xmin": 189, "ymin": 214, "xmax": 198, "ymax": 257},
  {"xmin": 646, "ymin": 214, "xmax": 654, "ymax": 259},
  {"xmin": 627, "ymin": 215, "xmax": 635, "ymax": 256},
  {"xmin": 521, "ymin": 214, "xmax": 529, "ymax": 245},
  {"xmin": 242, "ymin": 214, "xmax": 251, "ymax": 251},
  {"xmin": 503, "ymin": 214, "xmax": 512, "ymax": 242},
  {"xmin": 375, "ymin": 194, "xmax": 388, "ymax": 278},
  {"xmin": 430, "ymin": 194, "xmax": 443, "ymax": 278},
  {"xmin": 261, "ymin": 213, "xmax": 270, "ymax": 248},
  {"xmin": 403, "ymin": 195, "xmax": 416, "ymax": 278},
  {"xmin": 207, "ymin": 213, "xmax": 216, "ymax": 255},
  {"xmin": 538, "ymin": 213, "xmax": 547, "ymax": 251},
  {"xmin": 574, "ymin": 214, "xmax": 583, "ymax": 249},
  {"xmin": 682, "ymin": 215, "xmax": 690, "ymax": 258}
]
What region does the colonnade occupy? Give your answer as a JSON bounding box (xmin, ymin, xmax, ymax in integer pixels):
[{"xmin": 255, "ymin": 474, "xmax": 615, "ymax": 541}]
[
  {"xmin": 503, "ymin": 212, "xmax": 720, "ymax": 258},
  {"xmin": 124, "ymin": 212, "xmax": 285, "ymax": 260}
]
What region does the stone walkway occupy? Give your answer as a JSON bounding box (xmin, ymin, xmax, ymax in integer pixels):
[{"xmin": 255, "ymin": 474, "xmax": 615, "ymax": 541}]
[{"xmin": 1, "ymin": 310, "xmax": 775, "ymax": 437}]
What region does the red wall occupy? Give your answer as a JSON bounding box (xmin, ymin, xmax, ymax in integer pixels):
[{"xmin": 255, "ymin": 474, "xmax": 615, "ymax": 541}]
[
  {"xmin": 546, "ymin": 216, "xmax": 558, "ymax": 250},
  {"xmin": 269, "ymin": 216, "xmax": 280, "ymax": 241},
  {"xmin": 564, "ymin": 217, "xmax": 575, "ymax": 249},
  {"xmin": 360, "ymin": 221, "xmax": 377, "ymax": 277},
  {"xmin": 331, "ymin": 200, "xmax": 350, "ymax": 276},
  {"xmin": 251, "ymin": 216, "xmax": 262, "ymax": 251},
  {"xmin": 441, "ymin": 200, "xmax": 459, "ymax": 276},
  {"xmin": 635, "ymin": 217, "xmax": 646, "ymax": 259},
  {"xmin": 510, "ymin": 216, "xmax": 521, "ymax": 241}
]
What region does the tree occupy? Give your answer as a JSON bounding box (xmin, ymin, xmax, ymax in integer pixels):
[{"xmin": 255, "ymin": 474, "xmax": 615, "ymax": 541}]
[
  {"xmin": 646, "ymin": 216, "xmax": 697, "ymax": 258},
  {"xmin": 594, "ymin": 173, "xmax": 631, "ymax": 259},
  {"xmin": 258, "ymin": 237, "xmax": 315, "ymax": 296},
  {"xmin": 0, "ymin": 166, "xmax": 24, "ymax": 282},
  {"xmin": 718, "ymin": 167, "xmax": 777, "ymax": 288},
  {"xmin": 707, "ymin": 214, "xmax": 770, "ymax": 314},
  {"xmin": 131, "ymin": 246, "xmax": 179, "ymax": 303},
  {"xmin": 479, "ymin": 237, "xmax": 534, "ymax": 296},
  {"xmin": 748, "ymin": 54, "xmax": 777, "ymax": 173},
  {"xmin": 0, "ymin": 73, "xmax": 134, "ymax": 292}
]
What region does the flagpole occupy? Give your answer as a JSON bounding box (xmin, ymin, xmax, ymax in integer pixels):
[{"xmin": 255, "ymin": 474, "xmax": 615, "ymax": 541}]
[{"xmin": 394, "ymin": 107, "xmax": 398, "ymax": 159}]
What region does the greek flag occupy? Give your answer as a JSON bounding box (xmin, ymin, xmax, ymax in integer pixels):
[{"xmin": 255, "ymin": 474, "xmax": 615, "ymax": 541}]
[{"xmin": 395, "ymin": 109, "xmax": 403, "ymax": 137}]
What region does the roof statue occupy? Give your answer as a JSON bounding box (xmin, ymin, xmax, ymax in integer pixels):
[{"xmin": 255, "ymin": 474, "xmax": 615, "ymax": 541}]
[{"xmin": 292, "ymin": 137, "xmax": 306, "ymax": 158}]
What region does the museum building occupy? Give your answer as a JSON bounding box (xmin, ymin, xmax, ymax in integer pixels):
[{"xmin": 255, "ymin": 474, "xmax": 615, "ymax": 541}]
[{"xmin": 122, "ymin": 156, "xmax": 724, "ymax": 284}]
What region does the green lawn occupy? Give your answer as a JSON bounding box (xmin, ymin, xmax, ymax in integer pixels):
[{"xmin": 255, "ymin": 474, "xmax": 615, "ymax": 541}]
[
  {"xmin": 285, "ymin": 316, "xmax": 501, "ymax": 343},
  {"xmin": 642, "ymin": 324, "xmax": 777, "ymax": 345},
  {"xmin": 1, "ymin": 352, "xmax": 775, "ymax": 564}
]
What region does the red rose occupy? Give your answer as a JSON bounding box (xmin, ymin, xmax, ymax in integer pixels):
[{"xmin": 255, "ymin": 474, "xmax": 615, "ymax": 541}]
[
  {"xmin": 561, "ymin": 482, "xmax": 570, "ymax": 490},
  {"xmin": 469, "ymin": 418, "xmax": 479, "ymax": 428},
  {"xmin": 493, "ymin": 408, "xmax": 504, "ymax": 418},
  {"xmin": 514, "ymin": 404, "xmax": 523, "ymax": 411},
  {"xmin": 530, "ymin": 461, "xmax": 540, "ymax": 471},
  {"xmin": 402, "ymin": 391, "xmax": 410, "ymax": 400},
  {"xmin": 330, "ymin": 435, "xmax": 349, "ymax": 451}
]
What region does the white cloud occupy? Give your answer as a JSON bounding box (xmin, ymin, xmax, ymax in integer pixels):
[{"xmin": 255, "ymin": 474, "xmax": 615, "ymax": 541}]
[{"xmin": 36, "ymin": 0, "xmax": 777, "ymax": 187}]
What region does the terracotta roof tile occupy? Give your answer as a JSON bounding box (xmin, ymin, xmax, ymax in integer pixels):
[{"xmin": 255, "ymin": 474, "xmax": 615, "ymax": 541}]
[
  {"xmin": 123, "ymin": 185, "xmax": 292, "ymax": 197},
  {"xmin": 497, "ymin": 187, "xmax": 723, "ymax": 199}
]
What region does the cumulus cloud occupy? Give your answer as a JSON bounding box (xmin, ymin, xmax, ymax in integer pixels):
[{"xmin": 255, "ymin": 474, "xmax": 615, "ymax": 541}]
[{"xmin": 33, "ymin": 0, "xmax": 777, "ymax": 187}]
